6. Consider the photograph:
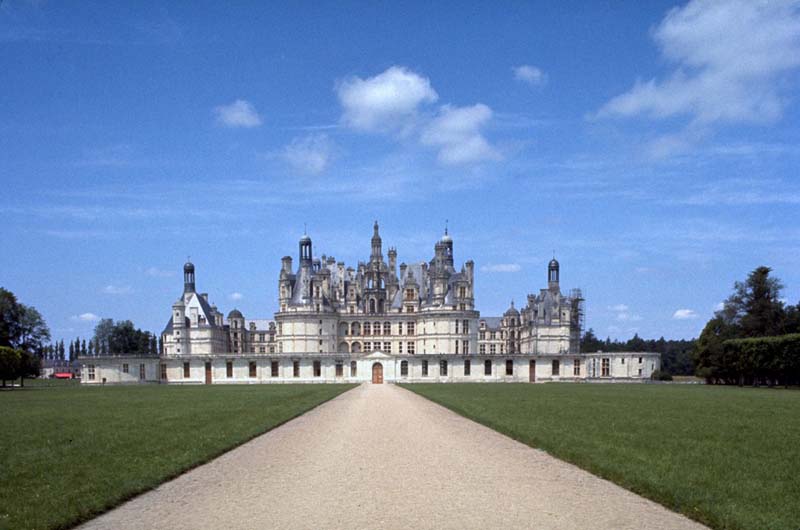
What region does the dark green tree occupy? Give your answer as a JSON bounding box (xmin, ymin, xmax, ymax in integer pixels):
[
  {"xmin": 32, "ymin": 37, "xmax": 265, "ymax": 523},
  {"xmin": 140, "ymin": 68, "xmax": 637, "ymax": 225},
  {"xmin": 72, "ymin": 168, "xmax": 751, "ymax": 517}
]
[
  {"xmin": 0, "ymin": 288, "xmax": 22, "ymax": 348},
  {"xmin": 580, "ymin": 328, "xmax": 605, "ymax": 353}
]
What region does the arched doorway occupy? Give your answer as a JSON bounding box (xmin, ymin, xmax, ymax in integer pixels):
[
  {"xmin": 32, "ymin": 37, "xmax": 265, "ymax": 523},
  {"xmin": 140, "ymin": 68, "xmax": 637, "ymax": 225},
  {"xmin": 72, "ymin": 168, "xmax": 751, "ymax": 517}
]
[{"xmin": 372, "ymin": 362, "xmax": 383, "ymax": 384}]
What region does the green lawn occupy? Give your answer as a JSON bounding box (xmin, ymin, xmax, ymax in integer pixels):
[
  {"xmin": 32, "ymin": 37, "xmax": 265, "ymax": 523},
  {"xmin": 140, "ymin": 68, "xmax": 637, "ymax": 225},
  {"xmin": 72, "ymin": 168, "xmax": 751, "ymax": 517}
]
[
  {"xmin": 0, "ymin": 383, "xmax": 355, "ymax": 530},
  {"xmin": 402, "ymin": 383, "xmax": 800, "ymax": 530}
]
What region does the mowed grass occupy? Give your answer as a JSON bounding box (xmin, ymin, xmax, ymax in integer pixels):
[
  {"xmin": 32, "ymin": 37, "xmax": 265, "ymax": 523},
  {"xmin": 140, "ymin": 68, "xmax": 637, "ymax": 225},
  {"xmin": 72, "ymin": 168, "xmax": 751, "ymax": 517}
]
[
  {"xmin": 0, "ymin": 383, "xmax": 355, "ymax": 530},
  {"xmin": 402, "ymin": 383, "xmax": 800, "ymax": 530}
]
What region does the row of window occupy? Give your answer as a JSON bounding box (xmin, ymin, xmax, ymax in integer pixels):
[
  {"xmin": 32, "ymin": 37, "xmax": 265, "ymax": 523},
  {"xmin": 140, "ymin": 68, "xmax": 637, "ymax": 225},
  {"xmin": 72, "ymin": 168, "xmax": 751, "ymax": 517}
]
[{"xmin": 344, "ymin": 321, "xmax": 416, "ymax": 336}]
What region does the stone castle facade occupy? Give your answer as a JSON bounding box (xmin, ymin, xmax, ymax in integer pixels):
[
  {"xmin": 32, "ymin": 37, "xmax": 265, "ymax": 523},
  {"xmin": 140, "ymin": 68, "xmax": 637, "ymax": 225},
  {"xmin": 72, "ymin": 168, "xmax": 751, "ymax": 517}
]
[{"xmin": 80, "ymin": 223, "xmax": 660, "ymax": 384}]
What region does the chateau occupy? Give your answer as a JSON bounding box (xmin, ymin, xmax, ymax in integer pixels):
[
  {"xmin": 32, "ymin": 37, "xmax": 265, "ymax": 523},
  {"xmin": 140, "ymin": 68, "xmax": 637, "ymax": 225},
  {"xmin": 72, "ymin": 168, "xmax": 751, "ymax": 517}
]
[{"xmin": 80, "ymin": 224, "xmax": 660, "ymax": 384}]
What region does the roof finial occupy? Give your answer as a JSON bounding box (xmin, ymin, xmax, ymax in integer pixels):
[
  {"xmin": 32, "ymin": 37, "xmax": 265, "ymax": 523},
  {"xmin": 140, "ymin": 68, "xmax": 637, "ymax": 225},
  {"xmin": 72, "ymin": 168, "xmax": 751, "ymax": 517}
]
[
  {"xmin": 304, "ymin": 223, "xmax": 307, "ymax": 236},
  {"xmin": 445, "ymin": 219, "xmax": 449, "ymax": 235}
]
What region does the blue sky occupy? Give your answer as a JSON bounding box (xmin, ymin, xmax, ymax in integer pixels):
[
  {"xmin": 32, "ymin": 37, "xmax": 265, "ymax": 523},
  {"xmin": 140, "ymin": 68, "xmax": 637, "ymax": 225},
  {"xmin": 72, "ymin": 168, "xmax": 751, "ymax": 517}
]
[{"xmin": 2, "ymin": 0, "xmax": 799, "ymax": 343}]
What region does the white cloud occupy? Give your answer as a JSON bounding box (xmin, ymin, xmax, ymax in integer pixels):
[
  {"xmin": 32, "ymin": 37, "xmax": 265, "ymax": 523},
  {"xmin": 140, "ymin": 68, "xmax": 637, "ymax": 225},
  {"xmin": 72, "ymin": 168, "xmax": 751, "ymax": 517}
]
[
  {"xmin": 480, "ymin": 263, "xmax": 521, "ymax": 273},
  {"xmin": 336, "ymin": 66, "xmax": 438, "ymax": 132},
  {"xmin": 146, "ymin": 266, "xmax": 175, "ymax": 278},
  {"xmin": 714, "ymin": 302, "xmax": 725, "ymax": 311},
  {"xmin": 72, "ymin": 312, "xmax": 100, "ymax": 322},
  {"xmin": 513, "ymin": 65, "xmax": 547, "ymax": 86},
  {"xmin": 420, "ymin": 104, "xmax": 500, "ymax": 165},
  {"xmin": 609, "ymin": 304, "xmax": 641, "ymax": 322},
  {"xmin": 673, "ymin": 308, "xmax": 699, "ymax": 320},
  {"xmin": 214, "ymin": 99, "xmax": 262, "ymax": 128},
  {"xmin": 596, "ymin": 0, "xmax": 800, "ymax": 153},
  {"xmin": 282, "ymin": 134, "xmax": 334, "ymax": 175},
  {"xmin": 229, "ymin": 292, "xmax": 243, "ymax": 301},
  {"xmin": 102, "ymin": 284, "xmax": 133, "ymax": 295}
]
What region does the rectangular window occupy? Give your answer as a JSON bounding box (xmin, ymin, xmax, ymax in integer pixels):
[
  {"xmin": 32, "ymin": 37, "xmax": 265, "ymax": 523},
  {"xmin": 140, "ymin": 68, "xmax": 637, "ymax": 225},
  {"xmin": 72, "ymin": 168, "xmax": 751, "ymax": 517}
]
[
  {"xmin": 407, "ymin": 322, "xmax": 415, "ymax": 335},
  {"xmin": 455, "ymin": 340, "xmax": 459, "ymax": 354},
  {"xmin": 602, "ymin": 358, "xmax": 610, "ymax": 377},
  {"xmin": 479, "ymin": 344, "xmax": 486, "ymax": 354},
  {"xmin": 552, "ymin": 359, "xmax": 560, "ymax": 376},
  {"xmin": 271, "ymin": 361, "xmax": 279, "ymax": 377},
  {"xmin": 573, "ymin": 359, "xmax": 580, "ymax": 376},
  {"xmin": 269, "ymin": 346, "xmax": 275, "ymax": 353},
  {"xmin": 226, "ymin": 361, "xmax": 233, "ymax": 378},
  {"xmin": 621, "ymin": 357, "xmax": 625, "ymax": 364},
  {"xmin": 364, "ymin": 342, "xmax": 372, "ymax": 352},
  {"xmin": 638, "ymin": 356, "xmax": 643, "ymax": 364},
  {"xmin": 484, "ymin": 359, "xmax": 492, "ymax": 376},
  {"xmin": 249, "ymin": 361, "xmax": 257, "ymax": 378},
  {"xmin": 122, "ymin": 363, "xmax": 129, "ymax": 374},
  {"xmin": 384, "ymin": 322, "xmax": 391, "ymax": 335},
  {"xmin": 313, "ymin": 360, "xmax": 321, "ymax": 377},
  {"xmin": 139, "ymin": 363, "xmax": 145, "ymax": 380},
  {"xmin": 490, "ymin": 331, "xmax": 496, "ymax": 340},
  {"xmin": 638, "ymin": 368, "xmax": 643, "ymax": 376},
  {"xmin": 183, "ymin": 362, "xmax": 190, "ymax": 378},
  {"xmin": 293, "ymin": 360, "xmax": 300, "ymax": 377},
  {"xmin": 463, "ymin": 320, "xmax": 469, "ymax": 333},
  {"xmin": 398, "ymin": 341, "xmax": 403, "ymax": 354},
  {"xmin": 464, "ymin": 359, "xmax": 471, "ymax": 376},
  {"xmin": 259, "ymin": 333, "xmax": 265, "ymax": 342},
  {"xmin": 335, "ymin": 361, "xmax": 343, "ymax": 377},
  {"xmin": 88, "ymin": 364, "xmax": 96, "ymax": 381},
  {"xmin": 160, "ymin": 363, "xmax": 167, "ymax": 380},
  {"xmin": 407, "ymin": 341, "xmax": 415, "ymax": 354},
  {"xmin": 505, "ymin": 359, "xmax": 513, "ymax": 376},
  {"xmin": 440, "ymin": 360, "xmax": 448, "ymax": 376},
  {"xmin": 455, "ymin": 320, "xmax": 459, "ymax": 333},
  {"xmin": 479, "ymin": 331, "xmax": 485, "ymax": 340},
  {"xmin": 490, "ymin": 344, "xmax": 496, "ymax": 354},
  {"xmin": 397, "ymin": 322, "xmax": 403, "ymax": 335},
  {"xmin": 350, "ymin": 361, "xmax": 357, "ymax": 377},
  {"xmin": 259, "ymin": 346, "xmax": 265, "ymax": 353},
  {"xmin": 400, "ymin": 360, "xmax": 408, "ymax": 376},
  {"xmin": 383, "ymin": 341, "xmax": 391, "ymax": 353},
  {"xmin": 364, "ymin": 322, "xmax": 371, "ymax": 335},
  {"xmin": 422, "ymin": 360, "xmax": 428, "ymax": 376},
  {"xmin": 463, "ymin": 340, "xmax": 469, "ymax": 354}
]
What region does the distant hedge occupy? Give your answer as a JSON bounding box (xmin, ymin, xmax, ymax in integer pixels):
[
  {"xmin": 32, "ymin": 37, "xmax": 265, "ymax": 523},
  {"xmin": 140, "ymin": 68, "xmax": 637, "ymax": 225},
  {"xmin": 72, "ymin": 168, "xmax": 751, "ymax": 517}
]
[{"xmin": 722, "ymin": 334, "xmax": 800, "ymax": 386}]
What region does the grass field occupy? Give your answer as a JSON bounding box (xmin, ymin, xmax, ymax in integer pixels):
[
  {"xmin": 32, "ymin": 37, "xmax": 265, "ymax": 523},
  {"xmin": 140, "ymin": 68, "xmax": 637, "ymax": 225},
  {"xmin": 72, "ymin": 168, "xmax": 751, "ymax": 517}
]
[
  {"xmin": 402, "ymin": 383, "xmax": 800, "ymax": 530},
  {"xmin": 0, "ymin": 383, "xmax": 355, "ymax": 530}
]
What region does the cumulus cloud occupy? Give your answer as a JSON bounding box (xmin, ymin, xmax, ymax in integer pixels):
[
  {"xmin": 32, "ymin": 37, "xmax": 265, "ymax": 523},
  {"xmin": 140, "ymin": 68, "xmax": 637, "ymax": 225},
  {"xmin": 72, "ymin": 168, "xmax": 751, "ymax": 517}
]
[
  {"xmin": 72, "ymin": 312, "xmax": 100, "ymax": 322},
  {"xmin": 282, "ymin": 134, "xmax": 334, "ymax": 175},
  {"xmin": 229, "ymin": 292, "xmax": 243, "ymax": 301},
  {"xmin": 714, "ymin": 302, "xmax": 725, "ymax": 312},
  {"xmin": 673, "ymin": 308, "xmax": 699, "ymax": 320},
  {"xmin": 214, "ymin": 99, "xmax": 262, "ymax": 128},
  {"xmin": 336, "ymin": 66, "xmax": 438, "ymax": 132},
  {"xmin": 608, "ymin": 304, "xmax": 629, "ymax": 312},
  {"xmin": 513, "ymin": 65, "xmax": 547, "ymax": 86},
  {"xmin": 420, "ymin": 104, "xmax": 500, "ymax": 165},
  {"xmin": 102, "ymin": 284, "xmax": 133, "ymax": 295},
  {"xmin": 595, "ymin": 0, "xmax": 800, "ymax": 154},
  {"xmin": 480, "ymin": 263, "xmax": 521, "ymax": 273}
]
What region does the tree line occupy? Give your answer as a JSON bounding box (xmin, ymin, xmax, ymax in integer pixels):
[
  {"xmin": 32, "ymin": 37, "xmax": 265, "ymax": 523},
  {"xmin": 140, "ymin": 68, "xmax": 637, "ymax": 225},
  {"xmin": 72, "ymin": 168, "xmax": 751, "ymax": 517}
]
[
  {"xmin": 694, "ymin": 266, "xmax": 800, "ymax": 386},
  {"xmin": 1, "ymin": 287, "xmax": 158, "ymax": 387},
  {"xmin": 0, "ymin": 287, "xmax": 50, "ymax": 386}
]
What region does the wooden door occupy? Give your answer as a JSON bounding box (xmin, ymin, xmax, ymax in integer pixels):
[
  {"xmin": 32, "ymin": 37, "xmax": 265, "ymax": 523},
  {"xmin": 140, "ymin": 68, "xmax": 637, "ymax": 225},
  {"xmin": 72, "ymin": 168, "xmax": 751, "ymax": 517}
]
[
  {"xmin": 205, "ymin": 362, "xmax": 212, "ymax": 385},
  {"xmin": 529, "ymin": 360, "xmax": 536, "ymax": 383},
  {"xmin": 372, "ymin": 362, "xmax": 383, "ymax": 384}
]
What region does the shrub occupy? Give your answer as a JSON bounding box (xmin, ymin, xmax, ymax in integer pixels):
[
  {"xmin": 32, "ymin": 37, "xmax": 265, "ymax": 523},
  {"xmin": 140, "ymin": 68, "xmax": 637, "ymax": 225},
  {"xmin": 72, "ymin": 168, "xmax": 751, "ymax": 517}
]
[{"xmin": 650, "ymin": 369, "xmax": 673, "ymax": 381}]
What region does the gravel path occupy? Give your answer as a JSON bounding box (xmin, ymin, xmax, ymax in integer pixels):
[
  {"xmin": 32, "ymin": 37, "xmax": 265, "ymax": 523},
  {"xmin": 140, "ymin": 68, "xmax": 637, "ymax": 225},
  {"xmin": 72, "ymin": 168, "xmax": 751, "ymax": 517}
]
[{"xmin": 80, "ymin": 383, "xmax": 706, "ymax": 530}]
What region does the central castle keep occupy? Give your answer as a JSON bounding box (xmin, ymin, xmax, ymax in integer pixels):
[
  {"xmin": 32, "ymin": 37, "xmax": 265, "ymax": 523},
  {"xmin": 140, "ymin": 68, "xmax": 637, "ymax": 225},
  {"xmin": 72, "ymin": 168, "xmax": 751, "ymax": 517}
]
[{"xmin": 81, "ymin": 223, "xmax": 661, "ymax": 384}]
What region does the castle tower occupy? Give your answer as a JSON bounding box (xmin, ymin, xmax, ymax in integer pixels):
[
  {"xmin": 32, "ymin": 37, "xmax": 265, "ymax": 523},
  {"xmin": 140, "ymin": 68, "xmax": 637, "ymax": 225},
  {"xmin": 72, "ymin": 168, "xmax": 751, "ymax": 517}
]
[
  {"xmin": 548, "ymin": 257, "xmax": 560, "ymax": 292},
  {"xmin": 299, "ymin": 234, "xmax": 312, "ymax": 268},
  {"xmin": 183, "ymin": 261, "xmax": 195, "ymax": 293}
]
